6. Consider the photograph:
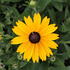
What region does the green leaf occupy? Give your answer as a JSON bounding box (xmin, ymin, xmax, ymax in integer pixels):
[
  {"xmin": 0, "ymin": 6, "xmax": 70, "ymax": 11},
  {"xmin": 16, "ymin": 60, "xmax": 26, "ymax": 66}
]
[
  {"xmin": 21, "ymin": 8, "xmax": 32, "ymax": 17},
  {"xmin": 0, "ymin": 23, "xmax": 4, "ymax": 33},
  {"xmin": 27, "ymin": 63, "xmax": 39, "ymax": 70},
  {"xmin": 52, "ymin": 2, "xmax": 63, "ymax": 12},
  {"xmin": 65, "ymin": 6, "xmax": 69, "ymax": 18},
  {"xmin": 39, "ymin": 62, "xmax": 48, "ymax": 70},
  {"xmin": 60, "ymin": 18, "xmax": 70, "ymax": 32},
  {"xmin": 53, "ymin": 0, "xmax": 67, "ymax": 2},
  {"xmin": 0, "ymin": 0, "xmax": 20, "ymax": 3},
  {"xmin": 48, "ymin": 58, "xmax": 66, "ymax": 70},
  {"xmin": 37, "ymin": 0, "xmax": 52, "ymax": 12},
  {"xmin": 0, "ymin": 49, "xmax": 4, "ymax": 56},
  {"xmin": 66, "ymin": 66, "xmax": 70, "ymax": 70},
  {"xmin": 47, "ymin": 8, "xmax": 56, "ymax": 22},
  {"xmin": 6, "ymin": 53, "xmax": 18, "ymax": 65},
  {"xmin": 62, "ymin": 32, "xmax": 70, "ymax": 41},
  {"xmin": 63, "ymin": 43, "xmax": 70, "ymax": 57},
  {"xmin": 31, "ymin": 63, "xmax": 39, "ymax": 70},
  {"xmin": 19, "ymin": 61, "xmax": 28, "ymax": 68},
  {"xmin": 4, "ymin": 7, "xmax": 20, "ymax": 23}
]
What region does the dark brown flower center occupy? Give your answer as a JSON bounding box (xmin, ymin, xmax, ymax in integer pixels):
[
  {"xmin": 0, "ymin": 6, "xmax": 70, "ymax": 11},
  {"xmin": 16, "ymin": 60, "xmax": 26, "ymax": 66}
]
[{"xmin": 29, "ymin": 32, "xmax": 40, "ymax": 43}]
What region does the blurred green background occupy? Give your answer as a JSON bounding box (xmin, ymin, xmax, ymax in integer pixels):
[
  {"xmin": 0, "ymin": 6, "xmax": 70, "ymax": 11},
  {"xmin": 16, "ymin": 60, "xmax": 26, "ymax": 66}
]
[{"xmin": 0, "ymin": 0, "xmax": 70, "ymax": 70}]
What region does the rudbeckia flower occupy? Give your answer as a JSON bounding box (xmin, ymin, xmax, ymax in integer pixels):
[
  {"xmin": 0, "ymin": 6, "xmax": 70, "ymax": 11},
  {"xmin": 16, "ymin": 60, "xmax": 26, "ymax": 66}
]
[{"xmin": 11, "ymin": 13, "xmax": 59, "ymax": 63}]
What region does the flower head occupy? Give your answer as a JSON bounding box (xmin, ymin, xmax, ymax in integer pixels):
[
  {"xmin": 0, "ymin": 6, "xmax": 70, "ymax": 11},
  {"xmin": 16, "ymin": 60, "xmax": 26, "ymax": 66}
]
[{"xmin": 11, "ymin": 13, "xmax": 59, "ymax": 63}]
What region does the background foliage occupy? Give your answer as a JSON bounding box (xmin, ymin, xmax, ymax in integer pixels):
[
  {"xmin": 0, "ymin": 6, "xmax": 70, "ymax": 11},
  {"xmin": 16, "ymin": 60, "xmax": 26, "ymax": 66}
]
[{"xmin": 0, "ymin": 0, "xmax": 70, "ymax": 70}]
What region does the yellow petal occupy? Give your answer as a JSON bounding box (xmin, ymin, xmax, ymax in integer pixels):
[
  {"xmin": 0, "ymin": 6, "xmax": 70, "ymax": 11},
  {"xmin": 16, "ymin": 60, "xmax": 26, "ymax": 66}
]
[
  {"xmin": 17, "ymin": 41, "xmax": 31, "ymax": 54},
  {"xmin": 41, "ymin": 16, "xmax": 50, "ymax": 27},
  {"xmin": 47, "ymin": 24, "xmax": 58, "ymax": 33},
  {"xmin": 40, "ymin": 40, "xmax": 53, "ymax": 57},
  {"xmin": 12, "ymin": 26, "xmax": 24, "ymax": 36},
  {"xmin": 24, "ymin": 13, "xmax": 41, "ymax": 32},
  {"xmin": 48, "ymin": 41, "xmax": 58, "ymax": 49},
  {"xmin": 16, "ymin": 20, "xmax": 30, "ymax": 34},
  {"xmin": 16, "ymin": 20, "xmax": 25, "ymax": 26},
  {"xmin": 48, "ymin": 33, "xmax": 59, "ymax": 40},
  {"xmin": 16, "ymin": 44, "xmax": 25, "ymax": 54},
  {"xmin": 24, "ymin": 16, "xmax": 33, "ymax": 26},
  {"xmin": 33, "ymin": 13, "xmax": 41, "ymax": 24},
  {"xmin": 24, "ymin": 16, "xmax": 36, "ymax": 31},
  {"xmin": 43, "ymin": 44, "xmax": 53, "ymax": 57},
  {"xmin": 39, "ymin": 17, "xmax": 50, "ymax": 33},
  {"xmin": 46, "ymin": 48, "xmax": 53, "ymax": 56},
  {"xmin": 32, "ymin": 44, "xmax": 39, "ymax": 63},
  {"xmin": 43, "ymin": 33, "xmax": 59, "ymax": 40},
  {"xmin": 38, "ymin": 43, "xmax": 46, "ymax": 61},
  {"xmin": 11, "ymin": 36, "xmax": 26, "ymax": 44},
  {"xmin": 23, "ymin": 43, "xmax": 34, "ymax": 61},
  {"xmin": 40, "ymin": 24, "xmax": 58, "ymax": 35},
  {"xmin": 32, "ymin": 13, "xmax": 41, "ymax": 32}
]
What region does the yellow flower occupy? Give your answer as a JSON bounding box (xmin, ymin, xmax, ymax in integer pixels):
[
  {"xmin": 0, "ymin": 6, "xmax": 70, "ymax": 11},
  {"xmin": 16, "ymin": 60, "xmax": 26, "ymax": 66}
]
[
  {"xmin": 0, "ymin": 35, "xmax": 2, "ymax": 40},
  {"xmin": 11, "ymin": 13, "xmax": 59, "ymax": 63}
]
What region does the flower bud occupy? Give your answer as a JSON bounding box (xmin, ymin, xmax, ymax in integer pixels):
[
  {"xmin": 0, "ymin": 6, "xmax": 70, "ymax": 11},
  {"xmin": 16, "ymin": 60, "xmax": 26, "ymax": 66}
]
[
  {"xmin": 50, "ymin": 56, "xmax": 56, "ymax": 62},
  {"xmin": 29, "ymin": 0, "xmax": 36, "ymax": 7},
  {"xmin": 17, "ymin": 54, "xmax": 22, "ymax": 60}
]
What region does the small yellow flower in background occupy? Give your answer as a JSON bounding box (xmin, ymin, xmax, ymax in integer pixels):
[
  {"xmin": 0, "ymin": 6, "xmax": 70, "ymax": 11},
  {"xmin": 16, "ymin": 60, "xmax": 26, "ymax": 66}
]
[
  {"xmin": 11, "ymin": 13, "xmax": 59, "ymax": 63},
  {"xmin": 0, "ymin": 35, "xmax": 2, "ymax": 40},
  {"xmin": 0, "ymin": 32, "xmax": 3, "ymax": 40}
]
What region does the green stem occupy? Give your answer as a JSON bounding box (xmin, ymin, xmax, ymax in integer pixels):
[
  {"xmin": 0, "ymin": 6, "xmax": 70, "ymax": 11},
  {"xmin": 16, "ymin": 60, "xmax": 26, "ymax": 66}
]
[
  {"xmin": 33, "ymin": 8, "xmax": 38, "ymax": 13},
  {"xmin": 60, "ymin": 40, "xmax": 70, "ymax": 44}
]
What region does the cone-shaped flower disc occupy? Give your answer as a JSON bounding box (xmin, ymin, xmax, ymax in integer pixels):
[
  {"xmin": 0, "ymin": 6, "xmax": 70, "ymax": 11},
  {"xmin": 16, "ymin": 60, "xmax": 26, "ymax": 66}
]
[{"xmin": 11, "ymin": 13, "xmax": 59, "ymax": 63}]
